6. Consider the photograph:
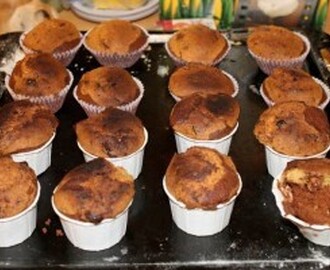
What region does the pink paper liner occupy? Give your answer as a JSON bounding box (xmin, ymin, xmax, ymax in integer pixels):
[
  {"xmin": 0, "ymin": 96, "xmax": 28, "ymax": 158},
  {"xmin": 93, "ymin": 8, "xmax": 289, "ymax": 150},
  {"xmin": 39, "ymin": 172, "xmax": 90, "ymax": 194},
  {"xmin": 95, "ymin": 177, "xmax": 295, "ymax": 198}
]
[
  {"xmin": 248, "ymin": 32, "xmax": 311, "ymax": 75},
  {"xmin": 19, "ymin": 32, "xmax": 83, "ymax": 66},
  {"xmin": 73, "ymin": 77, "xmax": 145, "ymax": 117},
  {"xmin": 5, "ymin": 70, "xmax": 74, "ymax": 113},
  {"xmin": 169, "ymin": 70, "xmax": 239, "ymax": 102},
  {"xmin": 83, "ymin": 25, "xmax": 149, "ymax": 68},
  {"xmin": 165, "ymin": 33, "xmax": 231, "ymax": 67},
  {"xmin": 260, "ymin": 77, "xmax": 330, "ymax": 110}
]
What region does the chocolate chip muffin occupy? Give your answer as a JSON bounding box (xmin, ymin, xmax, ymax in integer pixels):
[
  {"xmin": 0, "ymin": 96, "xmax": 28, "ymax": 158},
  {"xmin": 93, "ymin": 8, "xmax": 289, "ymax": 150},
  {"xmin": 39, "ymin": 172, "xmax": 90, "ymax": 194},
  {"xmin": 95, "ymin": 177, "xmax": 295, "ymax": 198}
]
[
  {"xmin": 0, "ymin": 100, "xmax": 58, "ymax": 155},
  {"xmin": 278, "ymin": 158, "xmax": 330, "ymax": 225},
  {"xmin": 53, "ymin": 158, "xmax": 134, "ymax": 223},
  {"xmin": 170, "ymin": 93, "xmax": 240, "ymax": 140},
  {"xmin": 254, "ymin": 101, "xmax": 330, "ymax": 156},
  {"xmin": 169, "ymin": 64, "xmax": 237, "ymax": 100},
  {"xmin": 0, "ymin": 156, "xmax": 37, "ymax": 218},
  {"xmin": 75, "ymin": 107, "xmax": 145, "ymax": 158},
  {"xmin": 165, "ymin": 146, "xmax": 240, "ymax": 209},
  {"xmin": 167, "ymin": 24, "xmax": 229, "ymax": 65}
]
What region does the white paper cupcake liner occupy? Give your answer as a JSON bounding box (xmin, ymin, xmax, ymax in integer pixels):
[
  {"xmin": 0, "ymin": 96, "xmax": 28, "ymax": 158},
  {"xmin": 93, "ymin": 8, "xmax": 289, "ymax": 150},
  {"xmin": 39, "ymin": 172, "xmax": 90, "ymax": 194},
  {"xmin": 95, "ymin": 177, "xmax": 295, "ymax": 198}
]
[
  {"xmin": 19, "ymin": 32, "xmax": 83, "ymax": 66},
  {"xmin": 272, "ymin": 176, "xmax": 330, "ymax": 246},
  {"xmin": 0, "ymin": 181, "xmax": 40, "ymax": 247},
  {"xmin": 165, "ymin": 34, "xmax": 231, "ymax": 67},
  {"xmin": 265, "ymin": 144, "xmax": 330, "ymax": 178},
  {"xmin": 11, "ymin": 133, "xmax": 56, "ymax": 176},
  {"xmin": 174, "ymin": 123, "xmax": 239, "ymax": 154},
  {"xmin": 73, "ymin": 77, "xmax": 144, "ymax": 116},
  {"xmin": 163, "ymin": 174, "xmax": 242, "ymax": 236},
  {"xmin": 51, "ymin": 195, "xmax": 132, "ymax": 251},
  {"xmin": 77, "ymin": 128, "xmax": 148, "ymax": 180},
  {"xmin": 5, "ymin": 70, "xmax": 74, "ymax": 113},
  {"xmin": 83, "ymin": 26, "xmax": 149, "ymax": 68},
  {"xmin": 260, "ymin": 77, "xmax": 330, "ymax": 110},
  {"xmin": 248, "ymin": 32, "xmax": 311, "ymax": 75},
  {"xmin": 169, "ymin": 70, "xmax": 239, "ymax": 102}
]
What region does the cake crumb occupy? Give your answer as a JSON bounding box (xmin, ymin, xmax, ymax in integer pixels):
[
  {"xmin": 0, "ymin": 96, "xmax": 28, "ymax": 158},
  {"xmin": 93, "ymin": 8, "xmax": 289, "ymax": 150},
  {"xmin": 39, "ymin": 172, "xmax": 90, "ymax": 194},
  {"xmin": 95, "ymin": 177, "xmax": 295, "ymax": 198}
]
[
  {"xmin": 42, "ymin": 227, "xmax": 48, "ymax": 234},
  {"xmin": 45, "ymin": 218, "xmax": 51, "ymax": 226},
  {"xmin": 56, "ymin": 229, "xmax": 64, "ymax": 237}
]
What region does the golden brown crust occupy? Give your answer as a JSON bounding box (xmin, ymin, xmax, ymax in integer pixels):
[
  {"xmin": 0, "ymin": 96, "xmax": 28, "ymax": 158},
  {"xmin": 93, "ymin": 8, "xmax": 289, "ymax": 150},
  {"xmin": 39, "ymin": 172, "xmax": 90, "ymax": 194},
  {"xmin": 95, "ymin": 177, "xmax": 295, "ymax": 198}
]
[
  {"xmin": 279, "ymin": 158, "xmax": 330, "ymax": 225},
  {"xmin": 76, "ymin": 66, "xmax": 139, "ymax": 107},
  {"xmin": 170, "ymin": 93, "xmax": 240, "ymax": 140},
  {"xmin": 263, "ymin": 68, "xmax": 325, "ymax": 106},
  {"xmin": 85, "ymin": 20, "xmax": 147, "ymax": 54},
  {"xmin": 9, "ymin": 53, "xmax": 70, "ymax": 96},
  {"xmin": 54, "ymin": 158, "xmax": 134, "ymax": 223},
  {"xmin": 0, "ymin": 100, "xmax": 58, "ymax": 155},
  {"xmin": 247, "ymin": 25, "xmax": 305, "ymax": 60},
  {"xmin": 254, "ymin": 101, "xmax": 330, "ymax": 156},
  {"xmin": 165, "ymin": 146, "xmax": 239, "ymax": 209},
  {"xmin": 168, "ymin": 24, "xmax": 228, "ymax": 65},
  {"xmin": 169, "ymin": 64, "xmax": 235, "ymax": 99},
  {"xmin": 23, "ymin": 19, "xmax": 80, "ymax": 54},
  {"xmin": 0, "ymin": 156, "xmax": 37, "ymax": 218},
  {"xmin": 75, "ymin": 107, "xmax": 145, "ymax": 158}
]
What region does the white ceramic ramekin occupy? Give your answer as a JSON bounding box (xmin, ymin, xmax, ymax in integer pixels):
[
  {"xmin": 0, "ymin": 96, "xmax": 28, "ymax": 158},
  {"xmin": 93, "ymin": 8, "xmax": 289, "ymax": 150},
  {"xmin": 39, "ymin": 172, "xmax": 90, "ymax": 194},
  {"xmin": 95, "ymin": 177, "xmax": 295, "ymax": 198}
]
[
  {"xmin": 272, "ymin": 177, "xmax": 330, "ymax": 246},
  {"xmin": 264, "ymin": 144, "xmax": 330, "ymax": 178},
  {"xmin": 0, "ymin": 181, "xmax": 40, "ymax": 247},
  {"xmin": 11, "ymin": 133, "xmax": 56, "ymax": 176},
  {"xmin": 163, "ymin": 174, "xmax": 242, "ymax": 236},
  {"xmin": 51, "ymin": 196, "xmax": 132, "ymax": 251},
  {"xmin": 77, "ymin": 128, "xmax": 148, "ymax": 179},
  {"xmin": 174, "ymin": 123, "xmax": 238, "ymax": 154}
]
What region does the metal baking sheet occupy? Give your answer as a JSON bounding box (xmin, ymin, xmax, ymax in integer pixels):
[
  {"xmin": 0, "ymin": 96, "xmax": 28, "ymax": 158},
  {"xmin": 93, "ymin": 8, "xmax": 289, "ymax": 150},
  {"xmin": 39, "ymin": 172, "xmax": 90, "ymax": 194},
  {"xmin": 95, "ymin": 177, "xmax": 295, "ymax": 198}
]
[{"xmin": 0, "ymin": 31, "xmax": 329, "ymax": 269}]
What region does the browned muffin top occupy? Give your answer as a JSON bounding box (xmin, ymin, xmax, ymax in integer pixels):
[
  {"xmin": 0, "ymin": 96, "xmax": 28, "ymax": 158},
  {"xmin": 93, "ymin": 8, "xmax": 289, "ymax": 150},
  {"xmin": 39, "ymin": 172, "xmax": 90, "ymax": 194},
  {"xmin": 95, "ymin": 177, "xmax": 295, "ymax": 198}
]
[
  {"xmin": 54, "ymin": 158, "xmax": 134, "ymax": 223},
  {"xmin": 23, "ymin": 19, "xmax": 81, "ymax": 54},
  {"xmin": 165, "ymin": 146, "xmax": 240, "ymax": 209},
  {"xmin": 169, "ymin": 64, "xmax": 235, "ymax": 99},
  {"xmin": 247, "ymin": 25, "xmax": 305, "ymax": 60},
  {"xmin": 75, "ymin": 107, "xmax": 145, "ymax": 158},
  {"xmin": 76, "ymin": 66, "xmax": 139, "ymax": 107},
  {"xmin": 85, "ymin": 19, "xmax": 147, "ymax": 54},
  {"xmin": 170, "ymin": 93, "xmax": 240, "ymax": 140},
  {"xmin": 0, "ymin": 100, "xmax": 58, "ymax": 155},
  {"xmin": 254, "ymin": 101, "xmax": 330, "ymax": 156},
  {"xmin": 278, "ymin": 158, "xmax": 330, "ymax": 225},
  {"xmin": 263, "ymin": 68, "xmax": 325, "ymax": 106},
  {"xmin": 168, "ymin": 24, "xmax": 228, "ymax": 65},
  {"xmin": 0, "ymin": 156, "xmax": 37, "ymax": 218},
  {"xmin": 9, "ymin": 53, "xmax": 70, "ymax": 96}
]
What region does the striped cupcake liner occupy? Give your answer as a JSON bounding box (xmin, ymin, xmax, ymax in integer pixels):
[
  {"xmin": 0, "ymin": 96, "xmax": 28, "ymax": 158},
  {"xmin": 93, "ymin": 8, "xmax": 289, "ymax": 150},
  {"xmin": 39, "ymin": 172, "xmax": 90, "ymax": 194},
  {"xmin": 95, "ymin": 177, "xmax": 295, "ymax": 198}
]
[
  {"xmin": 5, "ymin": 70, "xmax": 74, "ymax": 113},
  {"xmin": 19, "ymin": 32, "xmax": 83, "ymax": 67},
  {"xmin": 73, "ymin": 77, "xmax": 145, "ymax": 117}
]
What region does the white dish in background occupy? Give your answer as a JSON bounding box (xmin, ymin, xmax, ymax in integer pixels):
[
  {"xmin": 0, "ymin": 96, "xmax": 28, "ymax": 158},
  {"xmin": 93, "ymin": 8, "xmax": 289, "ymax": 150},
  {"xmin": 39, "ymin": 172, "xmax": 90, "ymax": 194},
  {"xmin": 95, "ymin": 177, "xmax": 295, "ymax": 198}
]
[{"xmin": 70, "ymin": 0, "xmax": 159, "ymax": 22}]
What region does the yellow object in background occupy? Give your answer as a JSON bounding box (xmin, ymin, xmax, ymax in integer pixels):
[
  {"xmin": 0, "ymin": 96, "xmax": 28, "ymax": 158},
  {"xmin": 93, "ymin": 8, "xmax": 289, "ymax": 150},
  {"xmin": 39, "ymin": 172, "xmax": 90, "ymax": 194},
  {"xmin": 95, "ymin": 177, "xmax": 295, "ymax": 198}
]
[{"xmin": 92, "ymin": 0, "xmax": 147, "ymax": 10}]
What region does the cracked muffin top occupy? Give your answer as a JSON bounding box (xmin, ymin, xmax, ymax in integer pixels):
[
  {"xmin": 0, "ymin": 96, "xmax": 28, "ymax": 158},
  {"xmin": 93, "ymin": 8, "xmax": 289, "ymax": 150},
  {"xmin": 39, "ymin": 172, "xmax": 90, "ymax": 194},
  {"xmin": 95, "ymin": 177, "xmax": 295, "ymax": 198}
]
[
  {"xmin": 53, "ymin": 158, "xmax": 134, "ymax": 223},
  {"xmin": 254, "ymin": 101, "xmax": 330, "ymax": 156},
  {"xmin": 165, "ymin": 146, "xmax": 240, "ymax": 209}
]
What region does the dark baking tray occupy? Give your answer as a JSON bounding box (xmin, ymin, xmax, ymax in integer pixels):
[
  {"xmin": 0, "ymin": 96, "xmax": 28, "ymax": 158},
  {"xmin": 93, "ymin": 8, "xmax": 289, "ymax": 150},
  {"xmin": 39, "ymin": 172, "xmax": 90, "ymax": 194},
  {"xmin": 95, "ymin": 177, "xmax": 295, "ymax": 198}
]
[{"xmin": 0, "ymin": 31, "xmax": 329, "ymax": 270}]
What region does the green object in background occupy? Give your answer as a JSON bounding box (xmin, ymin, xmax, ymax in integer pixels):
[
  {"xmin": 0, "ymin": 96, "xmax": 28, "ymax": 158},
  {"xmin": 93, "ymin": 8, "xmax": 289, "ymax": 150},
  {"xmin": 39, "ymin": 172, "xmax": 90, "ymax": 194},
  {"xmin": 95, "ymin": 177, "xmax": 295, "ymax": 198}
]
[{"xmin": 314, "ymin": 0, "xmax": 328, "ymax": 30}]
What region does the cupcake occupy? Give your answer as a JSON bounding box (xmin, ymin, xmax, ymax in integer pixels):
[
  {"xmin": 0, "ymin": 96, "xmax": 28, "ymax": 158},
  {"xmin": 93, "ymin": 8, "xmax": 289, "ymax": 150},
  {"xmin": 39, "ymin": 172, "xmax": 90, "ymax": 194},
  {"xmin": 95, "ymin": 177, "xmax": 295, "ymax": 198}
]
[
  {"xmin": 73, "ymin": 66, "xmax": 144, "ymax": 116},
  {"xmin": 163, "ymin": 146, "xmax": 242, "ymax": 236},
  {"xmin": 0, "ymin": 156, "xmax": 40, "ymax": 247},
  {"xmin": 170, "ymin": 93, "xmax": 240, "ymax": 154},
  {"xmin": 168, "ymin": 63, "xmax": 239, "ymax": 102},
  {"xmin": 83, "ymin": 19, "xmax": 148, "ymax": 68},
  {"xmin": 52, "ymin": 158, "xmax": 134, "ymax": 251},
  {"xmin": 20, "ymin": 18, "xmax": 82, "ymax": 66},
  {"xmin": 75, "ymin": 107, "xmax": 148, "ymax": 179},
  {"xmin": 254, "ymin": 101, "xmax": 330, "ymax": 177},
  {"xmin": 247, "ymin": 25, "xmax": 310, "ymax": 74},
  {"xmin": 0, "ymin": 100, "xmax": 58, "ymax": 175},
  {"xmin": 6, "ymin": 53, "xmax": 73, "ymax": 113},
  {"xmin": 261, "ymin": 67, "xmax": 330, "ymax": 109},
  {"xmin": 165, "ymin": 24, "xmax": 230, "ymax": 66},
  {"xmin": 272, "ymin": 158, "xmax": 330, "ymax": 246}
]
